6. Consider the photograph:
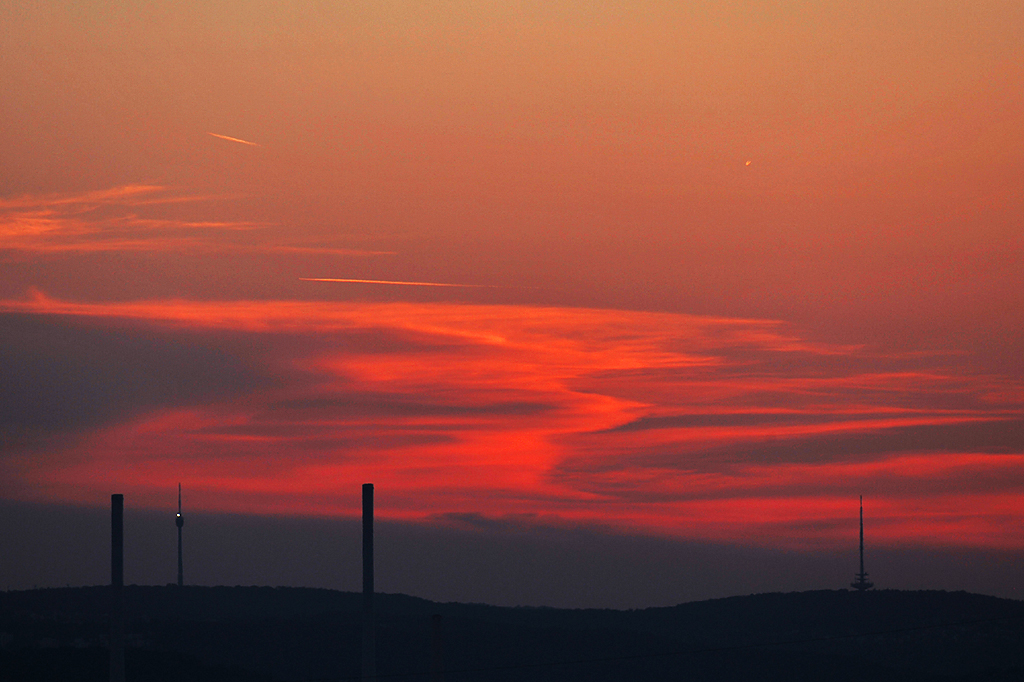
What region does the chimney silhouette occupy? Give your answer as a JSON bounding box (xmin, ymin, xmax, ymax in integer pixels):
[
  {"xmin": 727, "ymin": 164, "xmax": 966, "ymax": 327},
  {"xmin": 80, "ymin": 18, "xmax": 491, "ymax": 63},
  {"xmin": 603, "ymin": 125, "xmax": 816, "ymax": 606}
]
[
  {"xmin": 110, "ymin": 494, "xmax": 125, "ymax": 682},
  {"xmin": 176, "ymin": 483, "xmax": 184, "ymax": 587},
  {"xmin": 850, "ymin": 495, "xmax": 874, "ymax": 591},
  {"xmin": 362, "ymin": 483, "xmax": 375, "ymax": 680},
  {"xmin": 431, "ymin": 613, "xmax": 445, "ymax": 682}
]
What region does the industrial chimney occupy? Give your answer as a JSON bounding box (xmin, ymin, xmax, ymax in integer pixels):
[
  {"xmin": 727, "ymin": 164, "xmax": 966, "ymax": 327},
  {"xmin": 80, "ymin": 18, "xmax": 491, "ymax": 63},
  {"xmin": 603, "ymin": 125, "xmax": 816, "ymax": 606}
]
[
  {"xmin": 362, "ymin": 483, "xmax": 375, "ymax": 680},
  {"xmin": 110, "ymin": 494, "xmax": 125, "ymax": 682}
]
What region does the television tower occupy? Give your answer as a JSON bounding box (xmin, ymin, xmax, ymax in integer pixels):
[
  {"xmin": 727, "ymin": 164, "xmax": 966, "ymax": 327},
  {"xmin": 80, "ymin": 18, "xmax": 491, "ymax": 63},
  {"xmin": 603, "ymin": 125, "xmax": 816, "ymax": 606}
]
[
  {"xmin": 850, "ymin": 495, "xmax": 873, "ymax": 591},
  {"xmin": 176, "ymin": 483, "xmax": 184, "ymax": 587}
]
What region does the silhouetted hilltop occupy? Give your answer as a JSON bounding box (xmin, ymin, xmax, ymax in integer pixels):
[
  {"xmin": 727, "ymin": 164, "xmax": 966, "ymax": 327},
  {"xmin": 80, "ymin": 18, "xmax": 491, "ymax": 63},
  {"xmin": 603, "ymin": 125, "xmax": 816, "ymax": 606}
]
[{"xmin": 2, "ymin": 586, "xmax": 1023, "ymax": 681}]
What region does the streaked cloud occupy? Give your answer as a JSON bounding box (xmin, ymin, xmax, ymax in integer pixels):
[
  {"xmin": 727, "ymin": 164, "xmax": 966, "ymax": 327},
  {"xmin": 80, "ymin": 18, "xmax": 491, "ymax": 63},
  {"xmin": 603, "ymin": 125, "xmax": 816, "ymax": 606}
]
[
  {"xmin": 1, "ymin": 296, "xmax": 1021, "ymax": 550},
  {"xmin": 0, "ymin": 186, "xmax": 390, "ymax": 258},
  {"xmin": 0, "ymin": 185, "xmax": 258, "ymax": 254}
]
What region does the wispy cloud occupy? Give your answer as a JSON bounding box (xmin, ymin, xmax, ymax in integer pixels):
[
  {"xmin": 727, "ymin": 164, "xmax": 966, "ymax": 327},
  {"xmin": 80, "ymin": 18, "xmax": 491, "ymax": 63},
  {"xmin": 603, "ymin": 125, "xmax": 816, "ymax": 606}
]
[
  {"xmin": 1, "ymin": 296, "xmax": 1021, "ymax": 549},
  {"xmin": 0, "ymin": 185, "xmax": 260, "ymax": 254},
  {"xmin": 0, "ymin": 185, "xmax": 390, "ymax": 257},
  {"xmin": 0, "ymin": 184, "xmax": 165, "ymax": 210}
]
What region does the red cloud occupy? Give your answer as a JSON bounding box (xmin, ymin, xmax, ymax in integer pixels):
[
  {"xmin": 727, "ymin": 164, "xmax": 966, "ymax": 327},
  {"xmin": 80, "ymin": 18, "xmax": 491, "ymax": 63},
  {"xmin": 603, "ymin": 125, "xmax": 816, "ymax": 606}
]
[
  {"xmin": 1, "ymin": 296, "xmax": 1021, "ymax": 550},
  {"xmin": 0, "ymin": 186, "xmax": 389, "ymax": 257}
]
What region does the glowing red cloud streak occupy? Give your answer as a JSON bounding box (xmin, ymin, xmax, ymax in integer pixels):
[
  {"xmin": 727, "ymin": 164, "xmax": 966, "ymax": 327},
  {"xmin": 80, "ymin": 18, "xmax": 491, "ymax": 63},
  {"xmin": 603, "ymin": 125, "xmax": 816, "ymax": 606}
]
[
  {"xmin": 0, "ymin": 184, "xmax": 166, "ymax": 210},
  {"xmin": 1, "ymin": 295, "xmax": 1022, "ymax": 550},
  {"xmin": 0, "ymin": 186, "xmax": 392, "ymax": 257}
]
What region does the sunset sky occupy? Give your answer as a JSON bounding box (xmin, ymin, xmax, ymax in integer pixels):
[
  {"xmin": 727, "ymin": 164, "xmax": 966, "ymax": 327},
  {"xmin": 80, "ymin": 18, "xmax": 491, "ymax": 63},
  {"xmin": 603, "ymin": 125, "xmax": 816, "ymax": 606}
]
[{"xmin": 1, "ymin": 1, "xmax": 1022, "ymax": 605}]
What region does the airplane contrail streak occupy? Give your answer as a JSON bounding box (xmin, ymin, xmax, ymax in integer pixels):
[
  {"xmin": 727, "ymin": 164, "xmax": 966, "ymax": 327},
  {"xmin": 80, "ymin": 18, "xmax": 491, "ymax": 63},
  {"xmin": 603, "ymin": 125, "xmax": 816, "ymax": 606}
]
[
  {"xmin": 207, "ymin": 132, "xmax": 260, "ymax": 147},
  {"xmin": 300, "ymin": 278, "xmax": 501, "ymax": 288}
]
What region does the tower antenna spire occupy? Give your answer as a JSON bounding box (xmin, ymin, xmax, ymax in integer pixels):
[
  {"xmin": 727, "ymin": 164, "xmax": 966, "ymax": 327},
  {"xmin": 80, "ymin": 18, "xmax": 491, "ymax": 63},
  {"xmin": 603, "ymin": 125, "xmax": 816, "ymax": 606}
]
[
  {"xmin": 851, "ymin": 495, "xmax": 873, "ymax": 591},
  {"xmin": 176, "ymin": 483, "xmax": 184, "ymax": 587}
]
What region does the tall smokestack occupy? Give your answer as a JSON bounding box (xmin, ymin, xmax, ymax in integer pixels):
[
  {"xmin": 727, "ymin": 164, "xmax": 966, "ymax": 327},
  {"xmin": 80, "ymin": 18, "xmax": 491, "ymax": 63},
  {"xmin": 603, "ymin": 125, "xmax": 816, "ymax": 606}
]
[
  {"xmin": 176, "ymin": 483, "xmax": 184, "ymax": 587},
  {"xmin": 431, "ymin": 614, "xmax": 444, "ymax": 682},
  {"xmin": 362, "ymin": 483, "xmax": 375, "ymax": 680},
  {"xmin": 110, "ymin": 494, "xmax": 125, "ymax": 682}
]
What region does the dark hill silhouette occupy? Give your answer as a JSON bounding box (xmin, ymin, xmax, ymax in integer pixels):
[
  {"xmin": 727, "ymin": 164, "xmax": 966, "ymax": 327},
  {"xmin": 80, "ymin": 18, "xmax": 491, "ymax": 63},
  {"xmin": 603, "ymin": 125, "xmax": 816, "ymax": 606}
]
[{"xmin": 2, "ymin": 586, "xmax": 1023, "ymax": 681}]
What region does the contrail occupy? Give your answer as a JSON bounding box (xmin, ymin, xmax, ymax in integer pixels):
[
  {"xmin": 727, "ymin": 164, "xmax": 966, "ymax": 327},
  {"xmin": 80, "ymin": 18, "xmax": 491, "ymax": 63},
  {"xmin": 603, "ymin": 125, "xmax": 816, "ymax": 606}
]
[
  {"xmin": 300, "ymin": 277, "xmax": 501, "ymax": 289},
  {"xmin": 207, "ymin": 132, "xmax": 260, "ymax": 147}
]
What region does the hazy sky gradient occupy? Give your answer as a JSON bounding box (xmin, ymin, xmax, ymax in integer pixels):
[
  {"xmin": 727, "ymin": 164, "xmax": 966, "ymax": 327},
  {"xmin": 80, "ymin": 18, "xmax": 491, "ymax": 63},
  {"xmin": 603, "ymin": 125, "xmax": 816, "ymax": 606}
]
[{"xmin": 1, "ymin": 1, "xmax": 1022, "ymax": 602}]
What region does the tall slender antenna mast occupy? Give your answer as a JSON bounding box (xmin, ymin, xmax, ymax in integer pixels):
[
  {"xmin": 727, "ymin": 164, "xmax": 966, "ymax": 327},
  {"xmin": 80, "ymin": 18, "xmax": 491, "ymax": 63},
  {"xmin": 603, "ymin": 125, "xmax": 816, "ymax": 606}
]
[
  {"xmin": 850, "ymin": 495, "xmax": 873, "ymax": 591},
  {"xmin": 176, "ymin": 483, "xmax": 184, "ymax": 587}
]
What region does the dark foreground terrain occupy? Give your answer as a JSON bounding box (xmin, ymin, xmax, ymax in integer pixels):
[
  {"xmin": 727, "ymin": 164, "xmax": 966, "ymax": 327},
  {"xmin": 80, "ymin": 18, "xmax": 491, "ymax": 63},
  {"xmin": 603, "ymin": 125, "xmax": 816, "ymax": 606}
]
[{"xmin": 2, "ymin": 586, "xmax": 1023, "ymax": 681}]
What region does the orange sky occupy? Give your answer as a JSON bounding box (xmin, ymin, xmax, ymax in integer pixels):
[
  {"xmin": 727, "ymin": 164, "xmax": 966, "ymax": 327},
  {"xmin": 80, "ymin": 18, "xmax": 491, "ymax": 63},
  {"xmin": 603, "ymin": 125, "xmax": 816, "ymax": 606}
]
[{"xmin": 2, "ymin": 2, "xmax": 1023, "ymax": 558}]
